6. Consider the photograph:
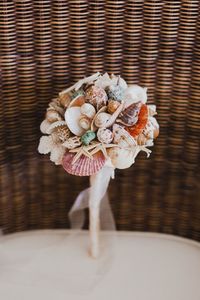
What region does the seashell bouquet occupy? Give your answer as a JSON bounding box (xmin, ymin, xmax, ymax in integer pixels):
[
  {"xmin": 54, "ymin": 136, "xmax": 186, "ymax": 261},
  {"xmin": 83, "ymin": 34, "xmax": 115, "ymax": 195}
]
[{"xmin": 38, "ymin": 73, "xmax": 159, "ymax": 258}]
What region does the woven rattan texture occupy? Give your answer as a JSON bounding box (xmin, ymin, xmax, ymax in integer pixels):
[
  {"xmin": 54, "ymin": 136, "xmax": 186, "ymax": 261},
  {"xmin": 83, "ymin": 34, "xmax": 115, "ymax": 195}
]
[{"xmin": 0, "ymin": 1, "xmax": 199, "ymax": 240}]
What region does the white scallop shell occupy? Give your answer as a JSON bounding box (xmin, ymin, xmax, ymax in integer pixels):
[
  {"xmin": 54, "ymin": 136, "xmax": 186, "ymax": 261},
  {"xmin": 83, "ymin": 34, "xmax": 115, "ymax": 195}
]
[
  {"xmin": 113, "ymin": 124, "xmax": 136, "ymax": 148},
  {"xmin": 124, "ymin": 85, "xmax": 147, "ymax": 107},
  {"xmin": 80, "ymin": 103, "xmax": 96, "ymax": 119},
  {"xmin": 65, "ymin": 107, "xmax": 86, "ymax": 136}
]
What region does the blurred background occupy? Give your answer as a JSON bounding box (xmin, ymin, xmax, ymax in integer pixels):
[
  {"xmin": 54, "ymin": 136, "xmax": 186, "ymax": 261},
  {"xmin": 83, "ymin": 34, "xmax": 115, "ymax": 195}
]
[{"xmin": 0, "ymin": 0, "xmax": 199, "ymax": 241}]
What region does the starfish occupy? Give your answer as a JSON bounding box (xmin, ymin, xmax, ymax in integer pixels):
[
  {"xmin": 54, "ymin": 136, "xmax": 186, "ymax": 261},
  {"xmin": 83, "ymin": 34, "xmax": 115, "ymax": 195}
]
[
  {"xmin": 69, "ymin": 143, "xmax": 101, "ymax": 164},
  {"xmin": 90, "ymin": 143, "xmax": 118, "ymax": 159}
]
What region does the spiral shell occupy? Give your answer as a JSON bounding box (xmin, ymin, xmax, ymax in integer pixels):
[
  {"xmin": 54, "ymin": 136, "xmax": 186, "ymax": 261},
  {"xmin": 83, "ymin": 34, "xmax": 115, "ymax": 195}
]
[
  {"xmin": 94, "ymin": 112, "xmax": 111, "ymax": 128},
  {"xmin": 119, "ymin": 102, "xmax": 141, "ymax": 127},
  {"xmin": 62, "ymin": 151, "xmax": 105, "ymax": 176},
  {"xmin": 62, "ymin": 136, "xmax": 82, "ymax": 149},
  {"xmin": 79, "ymin": 116, "xmax": 91, "ymax": 130},
  {"xmin": 85, "ymin": 85, "xmax": 108, "ymax": 110},
  {"xmin": 107, "ymin": 100, "xmax": 121, "ymax": 114},
  {"xmin": 80, "ymin": 103, "xmax": 96, "ymax": 119},
  {"xmin": 97, "ymin": 128, "xmax": 113, "ymax": 144}
]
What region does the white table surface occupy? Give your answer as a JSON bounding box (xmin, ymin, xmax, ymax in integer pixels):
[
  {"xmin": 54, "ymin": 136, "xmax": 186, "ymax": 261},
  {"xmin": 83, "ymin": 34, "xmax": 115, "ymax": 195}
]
[{"xmin": 0, "ymin": 230, "xmax": 200, "ymax": 300}]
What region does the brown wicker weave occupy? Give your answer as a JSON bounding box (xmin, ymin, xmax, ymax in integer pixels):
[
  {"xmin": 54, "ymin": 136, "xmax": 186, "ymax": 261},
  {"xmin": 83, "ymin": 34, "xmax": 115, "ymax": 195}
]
[{"xmin": 0, "ymin": 0, "xmax": 199, "ymax": 241}]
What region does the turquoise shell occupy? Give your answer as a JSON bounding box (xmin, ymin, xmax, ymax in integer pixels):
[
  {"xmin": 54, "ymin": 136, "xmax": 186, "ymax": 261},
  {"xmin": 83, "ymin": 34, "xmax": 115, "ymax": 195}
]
[{"xmin": 81, "ymin": 131, "xmax": 96, "ymax": 146}]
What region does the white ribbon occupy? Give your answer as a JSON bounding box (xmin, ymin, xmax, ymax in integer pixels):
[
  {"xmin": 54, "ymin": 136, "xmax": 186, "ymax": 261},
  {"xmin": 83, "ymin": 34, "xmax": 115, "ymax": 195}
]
[{"xmin": 68, "ymin": 164, "xmax": 115, "ymax": 258}]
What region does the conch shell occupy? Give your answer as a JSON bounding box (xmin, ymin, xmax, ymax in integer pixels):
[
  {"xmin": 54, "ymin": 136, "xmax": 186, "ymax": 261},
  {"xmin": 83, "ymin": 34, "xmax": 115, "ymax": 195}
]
[
  {"xmin": 118, "ymin": 102, "xmax": 142, "ymax": 127},
  {"xmin": 113, "ymin": 124, "xmax": 136, "ymax": 148},
  {"xmin": 107, "ymin": 147, "xmax": 137, "ymax": 169},
  {"xmin": 123, "ymin": 85, "xmax": 147, "ymax": 107},
  {"xmin": 62, "ymin": 151, "xmax": 105, "ymax": 176}
]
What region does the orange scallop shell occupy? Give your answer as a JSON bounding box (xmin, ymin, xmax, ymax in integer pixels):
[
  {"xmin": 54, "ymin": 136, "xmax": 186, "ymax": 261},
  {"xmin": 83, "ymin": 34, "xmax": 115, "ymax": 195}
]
[
  {"xmin": 126, "ymin": 104, "xmax": 148, "ymax": 137},
  {"xmin": 62, "ymin": 151, "xmax": 105, "ymax": 176}
]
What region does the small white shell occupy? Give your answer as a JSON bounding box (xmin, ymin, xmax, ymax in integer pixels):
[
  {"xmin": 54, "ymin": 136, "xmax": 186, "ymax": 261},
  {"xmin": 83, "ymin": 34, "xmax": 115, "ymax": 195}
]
[
  {"xmin": 46, "ymin": 109, "xmax": 62, "ymax": 123},
  {"xmin": 113, "ymin": 124, "xmax": 136, "ymax": 148},
  {"xmin": 97, "ymin": 128, "xmax": 113, "ymax": 144},
  {"xmin": 124, "ymin": 85, "xmax": 147, "ymax": 107},
  {"xmin": 65, "ymin": 107, "xmax": 86, "ymax": 136},
  {"xmin": 80, "ymin": 103, "xmax": 96, "ymax": 119},
  {"xmin": 79, "ymin": 115, "xmax": 91, "ymax": 130}
]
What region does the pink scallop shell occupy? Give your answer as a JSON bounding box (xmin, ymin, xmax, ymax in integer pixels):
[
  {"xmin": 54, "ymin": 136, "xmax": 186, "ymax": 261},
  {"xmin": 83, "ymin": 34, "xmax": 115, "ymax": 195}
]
[{"xmin": 62, "ymin": 151, "xmax": 106, "ymax": 176}]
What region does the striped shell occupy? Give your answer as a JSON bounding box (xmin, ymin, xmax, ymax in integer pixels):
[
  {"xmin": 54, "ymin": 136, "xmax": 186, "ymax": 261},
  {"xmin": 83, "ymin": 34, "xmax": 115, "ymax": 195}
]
[
  {"xmin": 119, "ymin": 102, "xmax": 141, "ymax": 127},
  {"xmin": 113, "ymin": 124, "xmax": 136, "ymax": 148},
  {"xmin": 62, "ymin": 151, "xmax": 105, "ymax": 176}
]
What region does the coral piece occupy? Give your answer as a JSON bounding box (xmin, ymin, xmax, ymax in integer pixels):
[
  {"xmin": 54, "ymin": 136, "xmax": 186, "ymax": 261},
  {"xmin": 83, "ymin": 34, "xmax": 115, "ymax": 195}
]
[{"xmin": 62, "ymin": 136, "xmax": 82, "ymax": 149}]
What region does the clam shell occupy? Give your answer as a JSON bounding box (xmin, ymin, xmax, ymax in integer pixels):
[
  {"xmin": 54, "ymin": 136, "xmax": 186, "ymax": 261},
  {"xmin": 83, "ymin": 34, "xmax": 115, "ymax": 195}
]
[
  {"xmin": 62, "ymin": 136, "xmax": 82, "ymax": 149},
  {"xmin": 107, "ymin": 147, "xmax": 137, "ymax": 169},
  {"xmin": 62, "ymin": 151, "xmax": 105, "ymax": 176},
  {"xmin": 85, "ymin": 85, "xmax": 108, "ymax": 110},
  {"xmin": 79, "ymin": 116, "xmax": 91, "ymax": 130},
  {"xmin": 124, "ymin": 85, "xmax": 147, "ymax": 107},
  {"xmin": 69, "ymin": 95, "xmax": 85, "ymax": 108},
  {"xmin": 97, "ymin": 128, "xmax": 113, "ymax": 144},
  {"xmin": 80, "ymin": 103, "xmax": 96, "ymax": 119},
  {"xmin": 113, "ymin": 124, "xmax": 136, "ymax": 148},
  {"xmin": 65, "ymin": 107, "xmax": 86, "ymax": 136}
]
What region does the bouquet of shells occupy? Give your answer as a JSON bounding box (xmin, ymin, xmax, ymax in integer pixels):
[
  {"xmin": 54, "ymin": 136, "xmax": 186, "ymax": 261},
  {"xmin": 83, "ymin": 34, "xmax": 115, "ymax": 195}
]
[{"xmin": 38, "ymin": 72, "xmax": 159, "ymax": 258}]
